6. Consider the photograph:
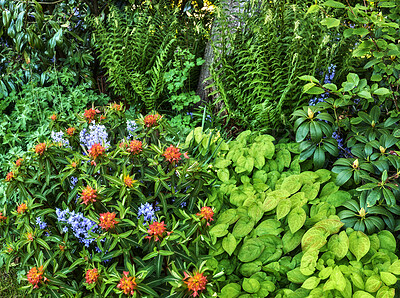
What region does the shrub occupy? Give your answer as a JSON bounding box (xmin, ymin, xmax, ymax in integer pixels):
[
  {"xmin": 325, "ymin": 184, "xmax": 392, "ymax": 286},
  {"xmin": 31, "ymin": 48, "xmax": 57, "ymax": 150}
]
[
  {"xmin": 205, "ymin": 130, "xmax": 400, "ymax": 297},
  {"xmin": 1, "ymin": 105, "xmax": 219, "ymax": 297}
]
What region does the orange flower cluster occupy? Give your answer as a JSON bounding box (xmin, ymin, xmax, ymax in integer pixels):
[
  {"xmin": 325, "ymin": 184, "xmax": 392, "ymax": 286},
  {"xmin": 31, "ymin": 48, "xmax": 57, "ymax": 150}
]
[
  {"xmin": 127, "ymin": 140, "xmax": 142, "ymax": 155},
  {"xmin": 27, "ymin": 266, "xmax": 45, "ymax": 289},
  {"xmin": 99, "ymin": 212, "xmax": 118, "ymax": 231},
  {"xmin": 85, "ymin": 268, "xmax": 99, "ymax": 284},
  {"xmin": 15, "ymin": 158, "xmax": 23, "ymax": 167},
  {"xmin": 111, "ymin": 103, "xmax": 121, "ymax": 111},
  {"xmin": 59, "ymin": 244, "xmax": 65, "ymax": 251},
  {"xmin": 80, "ymin": 186, "xmax": 97, "ymax": 205},
  {"xmin": 0, "ymin": 212, "xmax": 7, "ymax": 222},
  {"xmin": 71, "ymin": 162, "xmax": 77, "ymax": 168},
  {"xmin": 124, "ymin": 175, "xmax": 135, "ymax": 188},
  {"xmin": 184, "ymin": 271, "xmax": 207, "ymax": 297},
  {"xmin": 66, "ymin": 127, "xmax": 76, "ymax": 136},
  {"xmin": 50, "ymin": 114, "xmax": 57, "ymax": 121},
  {"xmin": 117, "ymin": 271, "xmax": 137, "ymax": 296},
  {"xmin": 35, "ymin": 143, "xmax": 46, "ymax": 155},
  {"xmin": 17, "ymin": 203, "xmax": 28, "ymax": 214},
  {"xmin": 119, "ymin": 141, "xmax": 128, "ymax": 149},
  {"xmin": 196, "ymin": 207, "xmax": 214, "ymax": 226},
  {"xmin": 145, "ymin": 221, "xmax": 171, "ymax": 242},
  {"xmin": 163, "ymin": 145, "xmax": 181, "ymax": 163},
  {"xmin": 144, "ymin": 114, "xmax": 161, "ymax": 128},
  {"xmin": 84, "ymin": 108, "xmax": 100, "ymax": 122},
  {"xmin": 89, "ymin": 143, "xmax": 105, "ymax": 160},
  {"xmin": 5, "ymin": 171, "xmax": 14, "ymax": 182},
  {"xmin": 26, "ymin": 232, "xmax": 34, "ymax": 241}
]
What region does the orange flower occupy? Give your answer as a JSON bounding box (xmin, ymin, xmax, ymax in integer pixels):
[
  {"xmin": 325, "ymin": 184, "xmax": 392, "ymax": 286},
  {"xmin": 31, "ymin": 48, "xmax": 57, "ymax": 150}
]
[
  {"xmin": 17, "ymin": 203, "xmax": 28, "ymax": 214},
  {"xmin": 27, "ymin": 266, "xmax": 45, "ymax": 289},
  {"xmin": 26, "ymin": 232, "xmax": 34, "ymax": 241},
  {"xmin": 89, "ymin": 143, "xmax": 105, "ymax": 160},
  {"xmin": 127, "ymin": 140, "xmax": 142, "ymax": 155},
  {"xmin": 111, "ymin": 103, "xmax": 121, "ymax": 111},
  {"xmin": 99, "ymin": 212, "xmax": 118, "ymax": 231},
  {"xmin": 163, "ymin": 145, "xmax": 181, "ymax": 163},
  {"xmin": 183, "ymin": 271, "xmax": 207, "ymax": 297},
  {"xmin": 0, "ymin": 212, "xmax": 7, "ymax": 223},
  {"xmin": 50, "ymin": 114, "xmax": 57, "ymax": 121},
  {"xmin": 83, "ymin": 108, "xmax": 100, "ymax": 122},
  {"xmin": 59, "ymin": 244, "xmax": 65, "ymax": 251},
  {"xmin": 119, "ymin": 141, "xmax": 128, "ymax": 149},
  {"xmin": 196, "ymin": 207, "xmax": 214, "ymax": 226},
  {"xmin": 15, "ymin": 158, "xmax": 23, "ymax": 167},
  {"xmin": 71, "ymin": 162, "xmax": 77, "ymax": 168},
  {"xmin": 85, "ymin": 268, "xmax": 99, "ymax": 284},
  {"xmin": 5, "ymin": 171, "xmax": 14, "ymax": 182},
  {"xmin": 80, "ymin": 186, "xmax": 97, "ymax": 205},
  {"xmin": 66, "ymin": 127, "xmax": 76, "ymax": 136},
  {"xmin": 144, "ymin": 114, "xmax": 161, "ymax": 128},
  {"xmin": 124, "ymin": 175, "xmax": 136, "ymax": 188},
  {"xmin": 145, "ymin": 221, "xmax": 171, "ymax": 242},
  {"xmin": 6, "ymin": 246, "xmax": 13, "ymax": 253},
  {"xmin": 117, "ymin": 271, "xmax": 137, "ymax": 296},
  {"xmin": 35, "ymin": 143, "xmax": 46, "ymax": 155}
]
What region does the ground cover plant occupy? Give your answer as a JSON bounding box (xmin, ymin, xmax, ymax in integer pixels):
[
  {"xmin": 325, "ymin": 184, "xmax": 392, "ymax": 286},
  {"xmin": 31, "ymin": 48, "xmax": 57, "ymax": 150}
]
[
  {"xmin": 1, "ymin": 106, "xmax": 220, "ymax": 297},
  {"xmin": 2, "ymin": 0, "xmax": 400, "ymax": 296},
  {"xmin": 205, "ymin": 130, "xmax": 400, "ymax": 297}
]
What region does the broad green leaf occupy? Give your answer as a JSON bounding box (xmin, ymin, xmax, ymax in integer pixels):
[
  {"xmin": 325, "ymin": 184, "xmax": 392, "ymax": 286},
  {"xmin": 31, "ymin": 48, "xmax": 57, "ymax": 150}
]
[
  {"xmin": 288, "ymin": 207, "xmax": 306, "ymax": 234},
  {"xmin": 238, "ymin": 238, "xmax": 265, "ymax": 263},
  {"xmin": 242, "ymin": 278, "xmax": 260, "ymax": 293},
  {"xmin": 276, "ymin": 199, "xmax": 291, "ymax": 220},
  {"xmin": 327, "ymin": 231, "xmax": 349, "ymax": 259},
  {"xmin": 349, "ymin": 231, "xmax": 370, "ymax": 261},
  {"xmin": 220, "ymin": 284, "xmax": 241, "ymax": 298},
  {"xmin": 323, "ymin": 0, "xmax": 346, "ymax": 8},
  {"xmin": 222, "ymin": 233, "xmax": 237, "ymax": 256},
  {"xmin": 302, "ymin": 227, "xmax": 329, "ymax": 252},
  {"xmin": 365, "ymin": 275, "xmax": 382, "ymax": 293},
  {"xmin": 380, "ymin": 272, "xmax": 396, "ymax": 286},
  {"xmin": 321, "ymin": 17, "xmax": 340, "ymax": 28},
  {"xmin": 209, "ymin": 224, "xmax": 229, "ymax": 238},
  {"xmin": 302, "ymin": 276, "xmax": 321, "ymax": 289}
]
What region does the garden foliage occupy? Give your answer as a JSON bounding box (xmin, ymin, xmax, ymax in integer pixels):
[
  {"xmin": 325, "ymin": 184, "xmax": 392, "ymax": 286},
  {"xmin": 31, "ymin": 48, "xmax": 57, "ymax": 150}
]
[
  {"xmin": 208, "ymin": 0, "xmax": 353, "ymax": 131},
  {"xmin": 1, "ymin": 106, "xmax": 220, "ymax": 297},
  {"xmin": 93, "ymin": 3, "xmax": 206, "ymax": 111},
  {"xmin": 205, "ymin": 130, "xmax": 400, "ymax": 297},
  {"xmin": 292, "ymin": 0, "xmax": 400, "ymax": 231}
]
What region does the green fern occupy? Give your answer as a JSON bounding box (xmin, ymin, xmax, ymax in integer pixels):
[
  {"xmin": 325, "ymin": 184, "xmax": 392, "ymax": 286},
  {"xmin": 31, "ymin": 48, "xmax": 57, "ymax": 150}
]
[
  {"xmin": 209, "ymin": 0, "xmax": 353, "ymax": 132},
  {"xmin": 93, "ymin": 4, "xmax": 202, "ymax": 111}
]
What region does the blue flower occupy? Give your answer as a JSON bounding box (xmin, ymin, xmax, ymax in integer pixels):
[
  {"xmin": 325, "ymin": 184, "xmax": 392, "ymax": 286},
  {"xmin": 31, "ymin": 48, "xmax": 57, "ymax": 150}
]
[
  {"xmin": 80, "ymin": 124, "xmax": 110, "ymax": 151},
  {"xmin": 127, "ymin": 120, "xmax": 138, "ymax": 139},
  {"xmin": 137, "ymin": 203, "xmax": 155, "ymax": 223},
  {"xmin": 56, "ymin": 208, "xmax": 100, "ymax": 247},
  {"xmin": 36, "ymin": 217, "xmax": 47, "ymax": 229},
  {"xmin": 51, "ymin": 131, "xmax": 70, "ymax": 147},
  {"xmin": 70, "ymin": 176, "xmax": 78, "ymax": 189}
]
